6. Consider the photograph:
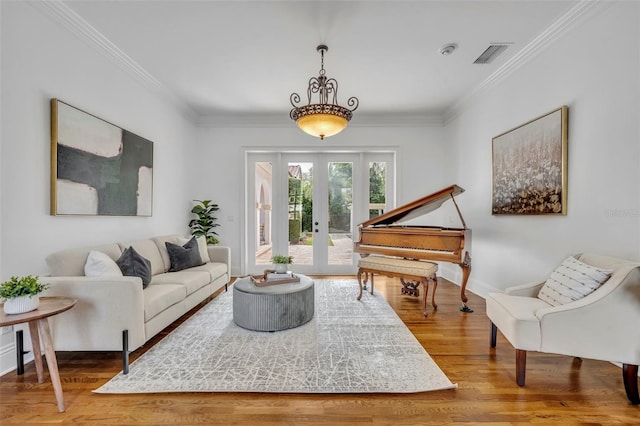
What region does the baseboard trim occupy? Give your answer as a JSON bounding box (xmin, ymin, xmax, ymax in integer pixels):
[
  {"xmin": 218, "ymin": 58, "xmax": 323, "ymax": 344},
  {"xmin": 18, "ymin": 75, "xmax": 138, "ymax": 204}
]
[
  {"xmin": 0, "ymin": 340, "xmax": 34, "ymax": 377},
  {"xmin": 0, "ymin": 341, "xmax": 17, "ymax": 376},
  {"xmin": 438, "ymin": 263, "xmax": 500, "ymax": 299}
]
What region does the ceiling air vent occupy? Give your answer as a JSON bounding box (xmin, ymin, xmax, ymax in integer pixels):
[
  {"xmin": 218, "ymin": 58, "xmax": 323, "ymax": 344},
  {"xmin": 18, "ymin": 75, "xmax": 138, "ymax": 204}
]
[{"xmin": 473, "ymin": 44, "xmax": 510, "ymax": 64}]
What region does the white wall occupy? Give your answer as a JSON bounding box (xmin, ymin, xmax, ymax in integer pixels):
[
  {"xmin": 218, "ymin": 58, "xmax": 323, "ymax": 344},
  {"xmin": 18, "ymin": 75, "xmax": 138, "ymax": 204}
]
[
  {"xmin": 0, "ymin": 3, "xmax": 197, "ymax": 372},
  {"xmin": 0, "ymin": 2, "xmax": 197, "ymax": 278},
  {"xmin": 446, "ymin": 1, "xmax": 640, "ymax": 296},
  {"xmin": 193, "ymin": 124, "xmax": 450, "ymax": 275}
]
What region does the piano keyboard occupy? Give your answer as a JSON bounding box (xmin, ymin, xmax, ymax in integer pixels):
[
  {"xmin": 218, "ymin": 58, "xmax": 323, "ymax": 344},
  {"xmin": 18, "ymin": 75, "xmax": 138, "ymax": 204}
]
[{"xmin": 356, "ymin": 244, "xmax": 455, "ymax": 255}]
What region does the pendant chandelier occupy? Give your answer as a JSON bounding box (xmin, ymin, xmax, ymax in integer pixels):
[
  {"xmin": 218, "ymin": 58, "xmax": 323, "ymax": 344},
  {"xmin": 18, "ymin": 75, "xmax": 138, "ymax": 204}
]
[{"xmin": 290, "ymin": 45, "xmax": 359, "ymax": 140}]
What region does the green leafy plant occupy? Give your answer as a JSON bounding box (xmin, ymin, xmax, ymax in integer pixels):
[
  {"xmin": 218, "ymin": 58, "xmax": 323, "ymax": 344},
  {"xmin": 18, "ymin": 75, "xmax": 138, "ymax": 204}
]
[
  {"xmin": 0, "ymin": 275, "xmax": 48, "ymax": 301},
  {"xmin": 271, "ymin": 254, "xmax": 293, "ymax": 264},
  {"xmin": 189, "ymin": 200, "xmax": 220, "ymax": 245}
]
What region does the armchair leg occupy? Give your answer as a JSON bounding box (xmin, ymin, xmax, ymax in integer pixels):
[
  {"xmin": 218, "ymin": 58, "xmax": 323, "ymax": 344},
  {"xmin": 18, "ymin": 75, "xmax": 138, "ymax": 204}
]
[
  {"xmin": 516, "ymin": 349, "xmax": 526, "ymax": 386},
  {"xmin": 622, "ymin": 364, "xmax": 639, "ymax": 405},
  {"xmin": 490, "ymin": 322, "xmax": 497, "ymax": 348}
]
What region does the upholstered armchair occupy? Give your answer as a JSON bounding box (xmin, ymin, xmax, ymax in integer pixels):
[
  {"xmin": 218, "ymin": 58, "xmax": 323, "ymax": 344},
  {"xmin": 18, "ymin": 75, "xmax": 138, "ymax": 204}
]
[{"xmin": 486, "ymin": 253, "xmax": 640, "ymax": 405}]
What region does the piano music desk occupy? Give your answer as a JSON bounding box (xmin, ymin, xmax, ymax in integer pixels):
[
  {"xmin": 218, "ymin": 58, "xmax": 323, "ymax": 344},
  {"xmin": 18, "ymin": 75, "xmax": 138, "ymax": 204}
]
[{"xmin": 357, "ymin": 256, "xmax": 438, "ymax": 317}]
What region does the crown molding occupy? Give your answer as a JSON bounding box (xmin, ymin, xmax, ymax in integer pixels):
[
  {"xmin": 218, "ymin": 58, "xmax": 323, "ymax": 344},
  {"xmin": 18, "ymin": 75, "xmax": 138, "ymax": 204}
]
[
  {"xmin": 443, "ymin": 0, "xmax": 608, "ymax": 124},
  {"xmin": 32, "ymin": 0, "xmax": 606, "ymax": 130},
  {"xmin": 31, "ymin": 0, "xmax": 198, "ymax": 122},
  {"xmin": 352, "ymin": 113, "xmax": 444, "ymax": 128},
  {"xmin": 196, "ymin": 112, "xmax": 444, "ymax": 128},
  {"xmin": 33, "ymin": 1, "xmax": 442, "ymax": 128},
  {"xmin": 196, "ymin": 113, "xmax": 291, "ymax": 128}
]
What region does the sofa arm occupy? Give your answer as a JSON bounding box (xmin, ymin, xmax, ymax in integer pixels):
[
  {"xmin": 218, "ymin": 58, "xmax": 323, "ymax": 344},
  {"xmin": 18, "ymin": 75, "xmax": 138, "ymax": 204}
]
[
  {"xmin": 504, "ymin": 281, "xmax": 545, "ymax": 297},
  {"xmin": 208, "ymin": 245, "xmax": 231, "ymax": 275},
  {"xmin": 38, "ymin": 276, "xmax": 146, "ymax": 352}
]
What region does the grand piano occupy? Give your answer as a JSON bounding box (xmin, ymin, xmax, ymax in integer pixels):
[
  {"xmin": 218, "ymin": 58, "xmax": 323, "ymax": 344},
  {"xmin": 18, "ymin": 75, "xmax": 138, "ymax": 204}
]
[{"xmin": 354, "ymin": 184, "xmax": 473, "ymax": 312}]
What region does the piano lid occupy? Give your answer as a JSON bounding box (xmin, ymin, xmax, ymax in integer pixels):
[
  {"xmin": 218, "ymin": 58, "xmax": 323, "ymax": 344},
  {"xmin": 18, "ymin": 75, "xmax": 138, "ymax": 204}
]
[{"xmin": 360, "ymin": 184, "xmax": 466, "ymax": 228}]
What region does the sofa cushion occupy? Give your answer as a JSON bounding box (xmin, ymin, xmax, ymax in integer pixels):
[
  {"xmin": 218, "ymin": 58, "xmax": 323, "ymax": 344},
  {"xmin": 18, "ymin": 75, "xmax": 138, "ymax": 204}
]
[
  {"xmin": 358, "ymin": 255, "xmax": 438, "ymax": 277},
  {"xmin": 188, "ymin": 262, "xmax": 228, "ymax": 283},
  {"xmin": 143, "ymin": 283, "xmax": 186, "ymax": 322},
  {"xmin": 151, "ymin": 270, "xmax": 211, "ymax": 295},
  {"xmin": 118, "ymin": 239, "xmax": 164, "ymax": 276},
  {"xmin": 46, "ymin": 243, "xmax": 122, "ymax": 277},
  {"xmin": 486, "ymin": 292, "xmax": 550, "ymax": 351},
  {"xmin": 166, "ymin": 237, "xmax": 204, "ymax": 272},
  {"xmin": 538, "ymin": 256, "xmax": 613, "ymax": 306},
  {"xmin": 84, "ymin": 250, "xmax": 123, "ymax": 277},
  {"xmin": 117, "ymin": 246, "xmax": 152, "ymax": 288}
]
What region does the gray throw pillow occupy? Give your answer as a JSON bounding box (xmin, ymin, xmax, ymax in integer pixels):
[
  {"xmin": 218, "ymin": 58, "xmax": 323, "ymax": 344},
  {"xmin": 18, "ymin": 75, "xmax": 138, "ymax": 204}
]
[
  {"xmin": 116, "ymin": 246, "xmax": 152, "ymax": 288},
  {"xmin": 166, "ymin": 236, "xmax": 204, "ymax": 272}
]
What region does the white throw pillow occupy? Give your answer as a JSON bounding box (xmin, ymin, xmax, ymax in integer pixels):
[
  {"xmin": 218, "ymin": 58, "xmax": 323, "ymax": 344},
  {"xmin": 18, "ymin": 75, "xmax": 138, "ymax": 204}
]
[
  {"xmin": 84, "ymin": 250, "xmax": 124, "ymax": 277},
  {"xmin": 196, "ymin": 236, "xmax": 211, "ymax": 263},
  {"xmin": 538, "ymin": 256, "xmax": 612, "ymax": 306}
]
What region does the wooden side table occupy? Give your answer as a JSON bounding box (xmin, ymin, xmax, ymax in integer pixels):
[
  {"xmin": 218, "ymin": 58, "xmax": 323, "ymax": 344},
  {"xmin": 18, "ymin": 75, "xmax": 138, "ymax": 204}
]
[{"xmin": 0, "ymin": 296, "xmax": 76, "ymax": 412}]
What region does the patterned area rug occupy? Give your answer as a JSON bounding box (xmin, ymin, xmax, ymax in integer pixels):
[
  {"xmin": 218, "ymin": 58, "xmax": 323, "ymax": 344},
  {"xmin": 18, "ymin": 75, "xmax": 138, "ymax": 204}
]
[{"xmin": 94, "ymin": 279, "xmax": 456, "ymax": 394}]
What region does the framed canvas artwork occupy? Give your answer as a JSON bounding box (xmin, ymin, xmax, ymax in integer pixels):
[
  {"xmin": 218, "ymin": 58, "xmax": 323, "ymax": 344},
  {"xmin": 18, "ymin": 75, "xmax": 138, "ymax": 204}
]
[
  {"xmin": 492, "ymin": 106, "xmax": 568, "ymax": 215},
  {"xmin": 50, "ymin": 99, "xmax": 154, "ymax": 216}
]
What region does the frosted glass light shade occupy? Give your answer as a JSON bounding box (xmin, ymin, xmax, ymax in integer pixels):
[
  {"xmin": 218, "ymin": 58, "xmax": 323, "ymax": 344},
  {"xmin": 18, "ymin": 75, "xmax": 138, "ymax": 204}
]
[{"xmin": 297, "ymin": 114, "xmax": 348, "ymax": 140}]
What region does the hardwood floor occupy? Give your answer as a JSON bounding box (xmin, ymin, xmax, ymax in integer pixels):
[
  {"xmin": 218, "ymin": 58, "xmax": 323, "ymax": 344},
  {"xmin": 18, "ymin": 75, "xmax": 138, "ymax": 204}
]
[{"xmin": 1, "ymin": 276, "xmax": 637, "ymax": 424}]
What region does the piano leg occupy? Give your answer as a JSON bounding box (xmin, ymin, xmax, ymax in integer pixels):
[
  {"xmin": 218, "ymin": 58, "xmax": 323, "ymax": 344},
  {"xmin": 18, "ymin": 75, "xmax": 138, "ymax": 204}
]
[
  {"xmin": 458, "ymin": 254, "xmax": 474, "ymax": 313},
  {"xmin": 400, "ymin": 278, "xmax": 420, "ymax": 297}
]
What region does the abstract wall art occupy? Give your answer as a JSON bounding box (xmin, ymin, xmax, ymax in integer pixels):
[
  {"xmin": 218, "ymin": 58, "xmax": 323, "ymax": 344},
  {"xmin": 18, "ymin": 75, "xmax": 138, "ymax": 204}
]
[
  {"xmin": 50, "ymin": 99, "xmax": 153, "ymax": 216},
  {"xmin": 492, "ymin": 106, "xmax": 568, "ymax": 215}
]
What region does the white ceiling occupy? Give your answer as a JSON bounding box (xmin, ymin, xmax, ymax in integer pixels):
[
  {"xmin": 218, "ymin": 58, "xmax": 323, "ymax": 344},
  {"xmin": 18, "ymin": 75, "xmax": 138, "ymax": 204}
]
[{"xmin": 49, "ymin": 0, "xmax": 586, "ymax": 125}]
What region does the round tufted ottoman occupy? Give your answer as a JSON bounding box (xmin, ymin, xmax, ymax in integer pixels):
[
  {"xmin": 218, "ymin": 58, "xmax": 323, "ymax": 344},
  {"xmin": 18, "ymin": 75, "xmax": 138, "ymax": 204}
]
[{"xmin": 232, "ymin": 274, "xmax": 314, "ymax": 332}]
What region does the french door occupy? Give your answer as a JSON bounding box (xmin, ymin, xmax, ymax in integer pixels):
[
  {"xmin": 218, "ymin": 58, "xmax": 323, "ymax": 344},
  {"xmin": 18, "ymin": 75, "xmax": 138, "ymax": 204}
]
[{"xmin": 247, "ymin": 151, "xmax": 394, "ymax": 275}]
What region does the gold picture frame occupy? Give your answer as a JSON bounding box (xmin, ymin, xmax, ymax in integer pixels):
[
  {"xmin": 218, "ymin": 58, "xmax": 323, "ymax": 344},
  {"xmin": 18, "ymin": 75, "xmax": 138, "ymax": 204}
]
[{"xmin": 492, "ymin": 106, "xmax": 568, "ymax": 215}]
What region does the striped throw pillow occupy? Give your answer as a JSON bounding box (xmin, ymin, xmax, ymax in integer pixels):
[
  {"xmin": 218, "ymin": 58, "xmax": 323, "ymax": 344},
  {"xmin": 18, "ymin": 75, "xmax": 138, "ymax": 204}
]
[{"xmin": 538, "ymin": 257, "xmax": 612, "ymax": 306}]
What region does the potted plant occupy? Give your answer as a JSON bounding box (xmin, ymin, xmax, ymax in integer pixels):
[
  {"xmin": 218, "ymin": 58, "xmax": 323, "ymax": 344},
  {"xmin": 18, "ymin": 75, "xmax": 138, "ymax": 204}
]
[
  {"xmin": 271, "ymin": 254, "xmax": 293, "ymax": 274},
  {"xmin": 0, "ymin": 275, "xmax": 49, "ymax": 314},
  {"xmin": 189, "ymin": 199, "xmax": 220, "ymax": 245}
]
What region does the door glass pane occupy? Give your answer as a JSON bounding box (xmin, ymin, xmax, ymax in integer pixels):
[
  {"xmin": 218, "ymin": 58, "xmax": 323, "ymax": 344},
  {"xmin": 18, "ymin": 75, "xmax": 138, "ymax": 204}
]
[
  {"xmin": 369, "ymin": 161, "xmax": 387, "ymax": 218},
  {"xmin": 288, "ymin": 162, "xmax": 313, "ymax": 266},
  {"xmin": 255, "ymin": 162, "xmax": 272, "ymax": 265},
  {"xmin": 328, "ymin": 162, "xmax": 353, "ymax": 265}
]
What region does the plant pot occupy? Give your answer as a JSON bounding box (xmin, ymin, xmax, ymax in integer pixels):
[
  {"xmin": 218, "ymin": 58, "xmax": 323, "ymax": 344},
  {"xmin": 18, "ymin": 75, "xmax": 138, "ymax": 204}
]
[
  {"xmin": 3, "ymin": 295, "xmax": 40, "ymax": 315},
  {"xmin": 274, "ymin": 264, "xmax": 288, "ymax": 274}
]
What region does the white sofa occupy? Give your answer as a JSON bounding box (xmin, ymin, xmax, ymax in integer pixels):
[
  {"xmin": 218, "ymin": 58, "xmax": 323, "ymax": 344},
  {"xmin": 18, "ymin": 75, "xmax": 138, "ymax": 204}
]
[{"xmin": 34, "ymin": 234, "xmax": 230, "ymax": 372}]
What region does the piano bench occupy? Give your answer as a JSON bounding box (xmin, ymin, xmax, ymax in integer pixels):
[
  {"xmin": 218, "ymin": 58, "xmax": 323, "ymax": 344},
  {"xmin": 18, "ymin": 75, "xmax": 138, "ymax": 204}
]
[{"xmin": 356, "ymin": 256, "xmax": 438, "ymax": 317}]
